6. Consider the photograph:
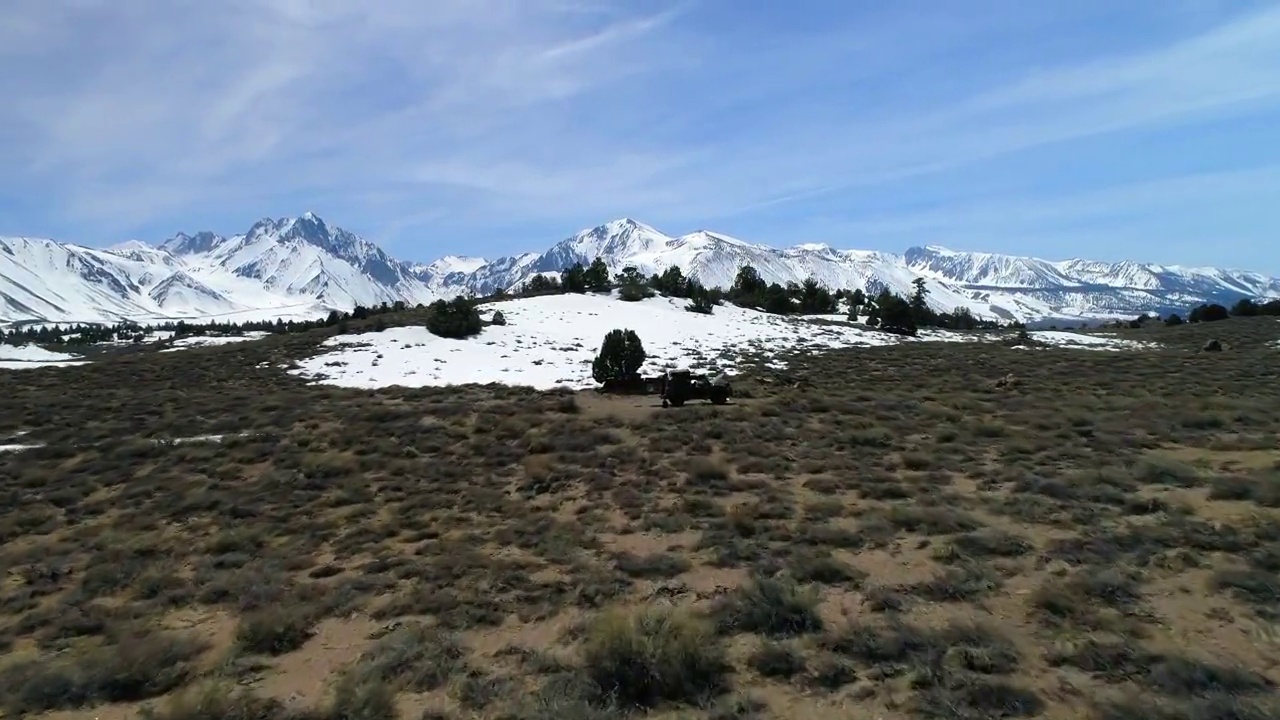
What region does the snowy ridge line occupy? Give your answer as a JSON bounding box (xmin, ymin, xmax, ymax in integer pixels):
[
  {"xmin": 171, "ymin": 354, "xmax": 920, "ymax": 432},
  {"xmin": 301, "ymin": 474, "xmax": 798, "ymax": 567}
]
[{"xmin": 3, "ymin": 213, "xmax": 1278, "ymax": 326}]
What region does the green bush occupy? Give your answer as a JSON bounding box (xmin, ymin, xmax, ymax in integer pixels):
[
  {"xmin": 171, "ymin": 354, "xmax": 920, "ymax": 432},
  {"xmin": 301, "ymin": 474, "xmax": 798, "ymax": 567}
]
[
  {"xmin": 426, "ymin": 297, "xmax": 481, "ymax": 339},
  {"xmin": 619, "ymin": 283, "xmax": 655, "ymax": 302},
  {"xmin": 592, "ymin": 329, "xmax": 646, "ymax": 384}
]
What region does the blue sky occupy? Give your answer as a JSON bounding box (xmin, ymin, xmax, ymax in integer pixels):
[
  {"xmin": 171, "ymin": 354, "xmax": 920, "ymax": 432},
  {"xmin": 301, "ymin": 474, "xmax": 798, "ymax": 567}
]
[{"xmin": 2, "ymin": 0, "xmax": 1279, "ymax": 273}]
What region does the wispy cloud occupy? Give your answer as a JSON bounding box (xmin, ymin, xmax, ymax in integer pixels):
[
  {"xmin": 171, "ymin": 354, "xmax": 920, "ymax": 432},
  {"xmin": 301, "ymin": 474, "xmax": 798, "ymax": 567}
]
[{"xmin": 1, "ymin": 0, "xmax": 1278, "ymax": 271}]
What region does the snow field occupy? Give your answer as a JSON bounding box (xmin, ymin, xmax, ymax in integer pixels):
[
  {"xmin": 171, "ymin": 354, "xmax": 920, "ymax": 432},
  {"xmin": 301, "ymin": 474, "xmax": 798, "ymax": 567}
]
[
  {"xmin": 1022, "ymin": 330, "xmax": 1157, "ymax": 351},
  {"xmin": 289, "ymin": 293, "xmax": 1147, "ymax": 391},
  {"xmin": 159, "ymin": 332, "xmax": 271, "ymax": 352}
]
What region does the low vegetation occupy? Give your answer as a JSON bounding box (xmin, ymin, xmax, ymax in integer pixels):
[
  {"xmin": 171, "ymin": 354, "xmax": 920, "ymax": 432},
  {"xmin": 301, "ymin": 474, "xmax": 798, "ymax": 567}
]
[{"xmin": 0, "ymin": 305, "xmax": 1278, "ymax": 719}]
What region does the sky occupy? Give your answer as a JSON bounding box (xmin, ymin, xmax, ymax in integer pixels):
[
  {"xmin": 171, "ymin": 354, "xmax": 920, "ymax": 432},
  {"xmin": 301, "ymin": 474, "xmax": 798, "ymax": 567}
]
[{"xmin": 2, "ymin": 0, "xmax": 1279, "ymax": 273}]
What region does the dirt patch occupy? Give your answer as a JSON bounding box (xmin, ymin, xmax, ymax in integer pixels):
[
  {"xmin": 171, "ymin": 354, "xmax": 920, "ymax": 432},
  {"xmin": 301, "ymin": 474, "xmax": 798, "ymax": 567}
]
[{"xmin": 256, "ymin": 616, "xmax": 382, "ymax": 706}]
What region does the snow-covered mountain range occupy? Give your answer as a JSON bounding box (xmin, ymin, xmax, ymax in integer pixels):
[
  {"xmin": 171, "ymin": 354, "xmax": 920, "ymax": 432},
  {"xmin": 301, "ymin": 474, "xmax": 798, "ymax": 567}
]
[{"xmin": 2, "ymin": 214, "xmax": 1276, "ymax": 326}]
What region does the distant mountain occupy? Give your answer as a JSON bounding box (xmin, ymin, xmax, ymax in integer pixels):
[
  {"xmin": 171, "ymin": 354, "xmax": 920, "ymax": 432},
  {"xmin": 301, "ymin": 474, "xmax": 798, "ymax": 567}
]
[{"xmin": 1, "ymin": 214, "xmax": 1276, "ymax": 326}]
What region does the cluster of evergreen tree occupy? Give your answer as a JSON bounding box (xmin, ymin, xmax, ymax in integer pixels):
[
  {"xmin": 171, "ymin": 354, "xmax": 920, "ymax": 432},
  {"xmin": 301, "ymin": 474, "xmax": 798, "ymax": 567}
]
[
  {"xmin": 1108, "ymin": 295, "xmax": 1280, "ymax": 329},
  {"xmin": 510, "ymin": 260, "xmax": 725, "ymax": 314},
  {"xmin": 511, "ymin": 258, "xmax": 614, "ymax": 297},
  {"xmin": 1227, "ymin": 297, "xmax": 1280, "ymax": 317},
  {"xmin": 845, "ymin": 278, "xmax": 1002, "ymax": 332},
  {"xmin": 726, "ymin": 267, "xmax": 838, "ymax": 315},
  {"xmin": 1170, "ymin": 297, "xmax": 1280, "ymax": 325}
]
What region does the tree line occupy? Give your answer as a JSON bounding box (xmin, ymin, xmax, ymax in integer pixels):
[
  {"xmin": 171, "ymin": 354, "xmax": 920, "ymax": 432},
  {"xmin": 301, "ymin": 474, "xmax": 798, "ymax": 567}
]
[
  {"xmin": 1108, "ymin": 297, "xmax": 1280, "ymax": 329},
  {"xmin": 1, "ymin": 302, "xmax": 415, "ymax": 346}
]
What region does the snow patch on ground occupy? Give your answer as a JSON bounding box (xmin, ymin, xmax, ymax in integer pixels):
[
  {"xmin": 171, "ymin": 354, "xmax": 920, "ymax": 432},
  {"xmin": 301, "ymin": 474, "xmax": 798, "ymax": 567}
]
[
  {"xmin": 1026, "ymin": 330, "xmax": 1156, "ymax": 351},
  {"xmin": 0, "ymin": 431, "xmax": 39, "ymax": 453},
  {"xmin": 99, "ymin": 330, "xmax": 177, "ymax": 346},
  {"xmin": 160, "ymin": 332, "xmax": 270, "ymax": 352},
  {"xmin": 155, "ymin": 433, "xmax": 247, "ymax": 444},
  {"xmin": 0, "ymin": 343, "xmax": 88, "ymax": 369},
  {"xmin": 0, "ymin": 432, "xmax": 249, "ymax": 454},
  {"xmin": 290, "ymin": 294, "xmax": 981, "ymax": 391}
]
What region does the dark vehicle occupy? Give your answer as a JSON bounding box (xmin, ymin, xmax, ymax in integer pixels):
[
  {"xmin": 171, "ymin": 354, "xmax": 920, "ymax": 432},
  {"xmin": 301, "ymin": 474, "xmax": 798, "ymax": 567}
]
[{"xmin": 658, "ymin": 368, "xmax": 732, "ymax": 408}]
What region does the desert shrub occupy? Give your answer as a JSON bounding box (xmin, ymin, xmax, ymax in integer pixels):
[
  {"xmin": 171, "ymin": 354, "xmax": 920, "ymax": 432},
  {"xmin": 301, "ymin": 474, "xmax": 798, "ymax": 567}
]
[
  {"xmin": 426, "ymin": 297, "xmax": 481, "ymax": 339},
  {"xmin": 350, "ymin": 622, "xmax": 467, "ymax": 691},
  {"xmin": 687, "ymin": 455, "xmax": 732, "ymax": 482},
  {"xmin": 714, "ymin": 574, "xmax": 824, "ymax": 637},
  {"xmin": 592, "ymin": 329, "xmax": 646, "ymax": 384},
  {"xmin": 749, "ymin": 640, "xmax": 806, "ymax": 678},
  {"xmin": 327, "ymin": 669, "xmax": 397, "ymax": 720},
  {"xmin": 236, "ymin": 605, "xmax": 317, "ymax": 655},
  {"xmin": 904, "ymin": 563, "xmax": 1002, "ymax": 602},
  {"xmin": 787, "ymin": 550, "xmax": 865, "ymax": 585},
  {"xmin": 581, "ymin": 606, "xmax": 728, "ymax": 710},
  {"xmin": 139, "ymin": 681, "xmax": 301, "ymax": 720},
  {"xmin": 1132, "ymin": 456, "xmax": 1201, "ymax": 487},
  {"xmin": 821, "ymin": 618, "xmax": 1022, "ymax": 695},
  {"xmin": 612, "ymin": 552, "xmax": 691, "ymax": 579},
  {"xmin": 0, "ymin": 630, "xmax": 206, "ymax": 714}
]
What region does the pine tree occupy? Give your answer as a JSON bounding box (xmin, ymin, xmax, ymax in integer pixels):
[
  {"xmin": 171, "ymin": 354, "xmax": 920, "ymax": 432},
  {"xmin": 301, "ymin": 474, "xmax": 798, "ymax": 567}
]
[
  {"xmin": 847, "ymin": 288, "xmax": 866, "ymax": 319},
  {"xmin": 909, "ymin": 278, "xmax": 935, "ymax": 326},
  {"xmin": 615, "ymin": 266, "xmax": 654, "ymax": 301},
  {"xmin": 653, "ymin": 266, "xmax": 688, "ymax": 296},
  {"xmin": 585, "ymin": 258, "xmax": 611, "ymax": 292},
  {"xmin": 592, "ymin": 329, "xmax": 647, "ymax": 383},
  {"xmin": 561, "ymin": 263, "xmax": 588, "ymax": 293},
  {"xmin": 730, "ymin": 265, "xmax": 768, "ymax": 307}
]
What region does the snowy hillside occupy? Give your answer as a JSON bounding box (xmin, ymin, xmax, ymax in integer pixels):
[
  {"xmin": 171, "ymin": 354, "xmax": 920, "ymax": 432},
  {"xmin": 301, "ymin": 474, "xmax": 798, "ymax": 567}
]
[
  {"xmin": 290, "ymin": 292, "xmax": 1153, "ymax": 391},
  {"xmin": 2, "ymin": 214, "xmax": 1277, "ymax": 326}
]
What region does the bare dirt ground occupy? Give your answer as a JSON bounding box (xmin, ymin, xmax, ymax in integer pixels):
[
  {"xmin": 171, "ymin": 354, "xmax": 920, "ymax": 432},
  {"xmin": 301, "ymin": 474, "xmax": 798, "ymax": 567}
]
[{"xmin": 0, "ymin": 313, "xmax": 1278, "ymax": 719}]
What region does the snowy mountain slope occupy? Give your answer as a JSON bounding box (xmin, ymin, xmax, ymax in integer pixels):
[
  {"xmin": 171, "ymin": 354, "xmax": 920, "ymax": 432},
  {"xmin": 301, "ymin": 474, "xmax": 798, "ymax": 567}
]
[
  {"xmin": 0, "ymin": 236, "xmax": 181, "ymax": 323},
  {"xmin": 1, "ymin": 214, "xmax": 1277, "ymax": 326}
]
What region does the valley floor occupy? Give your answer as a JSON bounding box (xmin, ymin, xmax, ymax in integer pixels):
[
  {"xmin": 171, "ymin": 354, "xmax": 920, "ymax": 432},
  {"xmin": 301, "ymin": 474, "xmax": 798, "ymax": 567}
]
[{"xmin": 0, "ymin": 313, "xmax": 1278, "ymax": 720}]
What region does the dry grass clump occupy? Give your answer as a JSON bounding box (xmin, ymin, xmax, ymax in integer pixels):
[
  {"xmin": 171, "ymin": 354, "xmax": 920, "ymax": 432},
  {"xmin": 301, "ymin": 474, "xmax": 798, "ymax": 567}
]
[{"xmin": 581, "ymin": 605, "xmax": 730, "ymax": 710}]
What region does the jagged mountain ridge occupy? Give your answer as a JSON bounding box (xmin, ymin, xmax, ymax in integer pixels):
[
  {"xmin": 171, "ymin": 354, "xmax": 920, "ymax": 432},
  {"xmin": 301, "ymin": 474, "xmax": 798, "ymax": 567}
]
[{"xmin": 1, "ymin": 214, "xmax": 1276, "ymax": 326}]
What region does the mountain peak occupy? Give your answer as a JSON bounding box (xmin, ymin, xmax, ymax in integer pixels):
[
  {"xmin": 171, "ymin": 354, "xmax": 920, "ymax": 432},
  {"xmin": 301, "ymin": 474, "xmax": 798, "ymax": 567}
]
[
  {"xmin": 109, "ymin": 240, "xmax": 154, "ymax": 253},
  {"xmin": 161, "ymin": 230, "xmax": 224, "ymax": 256}
]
